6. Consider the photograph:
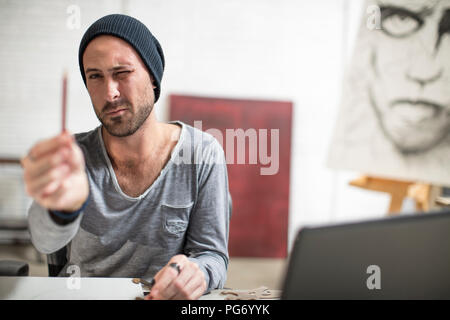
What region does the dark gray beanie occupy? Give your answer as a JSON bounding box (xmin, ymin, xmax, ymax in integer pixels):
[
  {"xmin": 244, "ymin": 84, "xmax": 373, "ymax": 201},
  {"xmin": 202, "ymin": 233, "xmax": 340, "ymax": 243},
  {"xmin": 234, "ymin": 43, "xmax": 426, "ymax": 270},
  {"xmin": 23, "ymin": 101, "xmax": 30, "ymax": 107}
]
[{"xmin": 78, "ymin": 14, "xmax": 165, "ymax": 102}]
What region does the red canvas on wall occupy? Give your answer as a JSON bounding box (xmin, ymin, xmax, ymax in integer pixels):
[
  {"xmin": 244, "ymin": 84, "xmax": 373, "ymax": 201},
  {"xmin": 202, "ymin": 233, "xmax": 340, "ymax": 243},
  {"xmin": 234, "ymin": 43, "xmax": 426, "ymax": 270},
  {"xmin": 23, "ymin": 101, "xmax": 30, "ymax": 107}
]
[{"xmin": 169, "ymin": 94, "xmax": 292, "ymax": 258}]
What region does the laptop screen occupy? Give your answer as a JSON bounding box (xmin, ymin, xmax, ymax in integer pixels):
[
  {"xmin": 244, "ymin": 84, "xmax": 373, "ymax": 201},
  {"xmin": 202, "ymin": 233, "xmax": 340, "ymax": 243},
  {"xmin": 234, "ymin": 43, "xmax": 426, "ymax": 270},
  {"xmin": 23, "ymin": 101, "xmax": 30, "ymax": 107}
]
[{"xmin": 282, "ymin": 210, "xmax": 450, "ymax": 299}]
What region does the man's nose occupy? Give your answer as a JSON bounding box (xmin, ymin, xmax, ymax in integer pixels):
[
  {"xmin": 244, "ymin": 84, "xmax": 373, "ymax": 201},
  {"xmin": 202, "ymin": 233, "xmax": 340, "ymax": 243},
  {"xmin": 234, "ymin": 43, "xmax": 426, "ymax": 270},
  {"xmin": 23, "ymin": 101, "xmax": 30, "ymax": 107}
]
[
  {"xmin": 405, "ymin": 43, "xmax": 443, "ymax": 89},
  {"xmin": 405, "ymin": 22, "xmax": 444, "ymax": 89},
  {"xmin": 105, "ymin": 78, "xmax": 120, "ymax": 101},
  {"xmin": 406, "ymin": 67, "xmax": 443, "ymax": 89}
]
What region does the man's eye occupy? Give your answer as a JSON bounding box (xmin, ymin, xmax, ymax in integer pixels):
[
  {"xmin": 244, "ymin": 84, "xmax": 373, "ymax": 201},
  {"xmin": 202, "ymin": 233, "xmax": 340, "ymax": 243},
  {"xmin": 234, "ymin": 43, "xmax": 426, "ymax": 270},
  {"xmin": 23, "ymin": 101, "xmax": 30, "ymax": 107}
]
[
  {"xmin": 115, "ymin": 71, "xmax": 130, "ymax": 78},
  {"xmin": 88, "ymin": 74, "xmax": 102, "ymax": 79},
  {"xmin": 380, "ymin": 6, "xmax": 423, "ymax": 38}
]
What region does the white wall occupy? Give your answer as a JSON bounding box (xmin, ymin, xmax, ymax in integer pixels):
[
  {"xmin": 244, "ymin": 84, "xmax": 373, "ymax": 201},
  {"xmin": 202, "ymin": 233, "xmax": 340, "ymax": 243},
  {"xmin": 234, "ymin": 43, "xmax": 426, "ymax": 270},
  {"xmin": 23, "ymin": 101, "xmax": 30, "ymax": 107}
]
[{"xmin": 0, "ymin": 0, "xmax": 390, "ymax": 251}]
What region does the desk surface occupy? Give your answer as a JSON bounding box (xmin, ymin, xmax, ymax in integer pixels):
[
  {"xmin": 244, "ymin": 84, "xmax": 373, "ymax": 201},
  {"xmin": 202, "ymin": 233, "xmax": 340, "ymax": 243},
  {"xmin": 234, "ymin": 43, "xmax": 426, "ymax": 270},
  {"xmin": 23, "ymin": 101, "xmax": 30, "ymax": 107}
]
[
  {"xmin": 0, "ymin": 276, "xmax": 143, "ymax": 300},
  {"xmin": 0, "ymin": 277, "xmax": 267, "ymax": 300}
]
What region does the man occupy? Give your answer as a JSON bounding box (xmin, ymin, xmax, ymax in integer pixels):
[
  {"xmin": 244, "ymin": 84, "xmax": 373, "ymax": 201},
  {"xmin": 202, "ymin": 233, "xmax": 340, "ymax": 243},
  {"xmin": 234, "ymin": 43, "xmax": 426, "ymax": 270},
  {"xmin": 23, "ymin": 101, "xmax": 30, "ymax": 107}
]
[{"xmin": 22, "ymin": 14, "xmax": 231, "ymax": 300}]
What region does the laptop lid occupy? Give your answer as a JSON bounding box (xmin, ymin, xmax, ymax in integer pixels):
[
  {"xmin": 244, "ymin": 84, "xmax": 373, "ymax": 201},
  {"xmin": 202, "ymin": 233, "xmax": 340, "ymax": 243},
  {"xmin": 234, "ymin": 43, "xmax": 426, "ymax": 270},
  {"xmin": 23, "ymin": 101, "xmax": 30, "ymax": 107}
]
[{"xmin": 281, "ymin": 210, "xmax": 450, "ymax": 299}]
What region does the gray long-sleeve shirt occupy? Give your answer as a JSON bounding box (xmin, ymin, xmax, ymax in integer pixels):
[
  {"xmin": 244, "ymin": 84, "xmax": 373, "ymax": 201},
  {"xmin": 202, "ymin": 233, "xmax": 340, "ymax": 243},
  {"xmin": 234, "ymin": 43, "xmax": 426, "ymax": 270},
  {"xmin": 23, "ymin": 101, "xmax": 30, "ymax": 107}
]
[{"xmin": 27, "ymin": 121, "xmax": 231, "ymax": 292}]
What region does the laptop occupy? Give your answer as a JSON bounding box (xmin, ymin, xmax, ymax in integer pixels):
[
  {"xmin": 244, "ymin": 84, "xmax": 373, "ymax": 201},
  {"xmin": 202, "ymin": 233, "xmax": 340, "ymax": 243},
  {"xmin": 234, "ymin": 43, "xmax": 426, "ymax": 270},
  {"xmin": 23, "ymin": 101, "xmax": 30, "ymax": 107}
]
[{"xmin": 281, "ymin": 210, "xmax": 450, "ymax": 299}]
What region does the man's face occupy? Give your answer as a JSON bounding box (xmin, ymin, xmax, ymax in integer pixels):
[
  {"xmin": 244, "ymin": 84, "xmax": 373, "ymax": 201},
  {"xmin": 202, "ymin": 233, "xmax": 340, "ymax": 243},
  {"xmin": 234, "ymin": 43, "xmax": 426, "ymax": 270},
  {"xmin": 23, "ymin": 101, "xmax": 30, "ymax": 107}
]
[
  {"xmin": 83, "ymin": 35, "xmax": 156, "ymax": 137},
  {"xmin": 369, "ymin": 0, "xmax": 450, "ymax": 154}
]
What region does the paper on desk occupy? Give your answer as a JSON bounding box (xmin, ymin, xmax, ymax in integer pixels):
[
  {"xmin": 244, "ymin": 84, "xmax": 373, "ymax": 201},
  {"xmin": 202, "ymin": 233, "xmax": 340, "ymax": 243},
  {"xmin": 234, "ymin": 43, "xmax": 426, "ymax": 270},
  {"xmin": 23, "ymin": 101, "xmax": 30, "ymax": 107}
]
[
  {"xmin": 0, "ymin": 277, "xmax": 144, "ymax": 300},
  {"xmin": 436, "ymin": 196, "xmax": 450, "ymax": 206}
]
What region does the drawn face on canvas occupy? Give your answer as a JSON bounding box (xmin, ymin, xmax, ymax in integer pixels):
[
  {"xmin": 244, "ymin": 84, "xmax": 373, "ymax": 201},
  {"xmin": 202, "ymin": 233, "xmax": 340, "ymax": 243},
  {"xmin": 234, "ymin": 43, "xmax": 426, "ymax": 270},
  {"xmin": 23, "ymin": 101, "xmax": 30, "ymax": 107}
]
[{"xmin": 369, "ymin": 0, "xmax": 450, "ymax": 154}]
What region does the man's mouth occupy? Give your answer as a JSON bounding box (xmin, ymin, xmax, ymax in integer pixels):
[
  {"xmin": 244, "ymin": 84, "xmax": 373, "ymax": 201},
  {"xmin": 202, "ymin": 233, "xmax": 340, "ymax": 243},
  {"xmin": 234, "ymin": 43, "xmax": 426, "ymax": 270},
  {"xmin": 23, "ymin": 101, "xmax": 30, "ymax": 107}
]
[
  {"xmin": 389, "ymin": 99, "xmax": 444, "ymax": 124},
  {"xmin": 106, "ymin": 108, "xmax": 128, "ymax": 116}
]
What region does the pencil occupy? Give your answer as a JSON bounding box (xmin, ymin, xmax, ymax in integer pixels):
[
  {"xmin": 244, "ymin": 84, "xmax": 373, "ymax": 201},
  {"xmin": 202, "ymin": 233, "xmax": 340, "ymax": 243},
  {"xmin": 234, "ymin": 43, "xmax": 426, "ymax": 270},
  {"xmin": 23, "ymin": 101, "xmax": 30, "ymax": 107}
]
[{"xmin": 62, "ymin": 70, "xmax": 68, "ymax": 133}]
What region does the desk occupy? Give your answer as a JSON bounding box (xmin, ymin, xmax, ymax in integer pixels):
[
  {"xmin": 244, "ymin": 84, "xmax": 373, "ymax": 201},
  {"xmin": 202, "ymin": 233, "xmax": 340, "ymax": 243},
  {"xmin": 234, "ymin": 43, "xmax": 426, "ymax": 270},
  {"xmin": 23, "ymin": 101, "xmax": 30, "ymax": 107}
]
[
  {"xmin": 0, "ymin": 277, "xmax": 279, "ymax": 300},
  {"xmin": 0, "ymin": 276, "xmax": 143, "ymax": 300}
]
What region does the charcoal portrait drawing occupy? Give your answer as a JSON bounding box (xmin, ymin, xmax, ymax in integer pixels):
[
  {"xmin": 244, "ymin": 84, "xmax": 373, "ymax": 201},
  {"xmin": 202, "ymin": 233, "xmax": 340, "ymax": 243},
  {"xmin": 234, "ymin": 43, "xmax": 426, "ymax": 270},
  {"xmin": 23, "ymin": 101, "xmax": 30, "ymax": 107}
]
[{"xmin": 328, "ymin": 0, "xmax": 450, "ymax": 186}]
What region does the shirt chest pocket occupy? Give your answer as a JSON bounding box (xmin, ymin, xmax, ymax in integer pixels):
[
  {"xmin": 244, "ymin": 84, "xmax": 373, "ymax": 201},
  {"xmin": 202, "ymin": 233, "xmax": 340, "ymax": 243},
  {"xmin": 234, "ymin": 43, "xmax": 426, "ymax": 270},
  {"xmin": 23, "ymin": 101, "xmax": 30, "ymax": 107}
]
[{"xmin": 161, "ymin": 202, "xmax": 193, "ymax": 237}]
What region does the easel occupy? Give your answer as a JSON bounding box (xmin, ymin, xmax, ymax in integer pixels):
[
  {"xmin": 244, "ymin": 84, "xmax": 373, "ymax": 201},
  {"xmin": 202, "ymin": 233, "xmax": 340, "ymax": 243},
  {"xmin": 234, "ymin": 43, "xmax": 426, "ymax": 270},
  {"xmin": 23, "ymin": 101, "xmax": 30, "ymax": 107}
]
[{"xmin": 349, "ymin": 175, "xmax": 441, "ymax": 216}]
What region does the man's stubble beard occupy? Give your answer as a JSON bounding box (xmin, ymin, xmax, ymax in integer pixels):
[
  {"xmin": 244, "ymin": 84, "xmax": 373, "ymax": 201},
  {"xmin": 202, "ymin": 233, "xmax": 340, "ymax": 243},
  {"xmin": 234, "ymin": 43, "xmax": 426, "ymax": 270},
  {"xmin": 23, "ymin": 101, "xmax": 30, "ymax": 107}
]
[{"xmin": 95, "ymin": 88, "xmax": 154, "ymax": 138}]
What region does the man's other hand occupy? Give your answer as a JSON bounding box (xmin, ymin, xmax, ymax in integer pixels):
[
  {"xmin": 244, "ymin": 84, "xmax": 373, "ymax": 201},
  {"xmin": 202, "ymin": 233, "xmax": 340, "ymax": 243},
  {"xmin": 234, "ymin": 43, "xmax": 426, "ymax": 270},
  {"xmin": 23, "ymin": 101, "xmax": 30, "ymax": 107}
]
[{"xmin": 145, "ymin": 254, "xmax": 207, "ymax": 300}]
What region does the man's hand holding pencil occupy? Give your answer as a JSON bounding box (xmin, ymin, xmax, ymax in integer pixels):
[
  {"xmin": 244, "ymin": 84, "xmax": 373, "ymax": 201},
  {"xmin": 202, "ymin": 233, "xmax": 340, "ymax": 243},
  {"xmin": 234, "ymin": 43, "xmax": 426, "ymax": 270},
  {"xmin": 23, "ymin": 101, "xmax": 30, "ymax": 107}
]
[{"xmin": 21, "ymin": 71, "xmax": 89, "ymax": 214}]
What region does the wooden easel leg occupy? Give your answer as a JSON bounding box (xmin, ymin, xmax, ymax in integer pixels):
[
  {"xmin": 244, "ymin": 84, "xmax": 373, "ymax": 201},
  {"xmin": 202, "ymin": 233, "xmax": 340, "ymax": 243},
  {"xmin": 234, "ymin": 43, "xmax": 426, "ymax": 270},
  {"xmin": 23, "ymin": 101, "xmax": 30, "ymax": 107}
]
[
  {"xmin": 388, "ymin": 194, "xmax": 404, "ymax": 215},
  {"xmin": 350, "ymin": 175, "xmax": 439, "ymax": 216},
  {"xmin": 409, "ymin": 185, "xmax": 442, "ymax": 212}
]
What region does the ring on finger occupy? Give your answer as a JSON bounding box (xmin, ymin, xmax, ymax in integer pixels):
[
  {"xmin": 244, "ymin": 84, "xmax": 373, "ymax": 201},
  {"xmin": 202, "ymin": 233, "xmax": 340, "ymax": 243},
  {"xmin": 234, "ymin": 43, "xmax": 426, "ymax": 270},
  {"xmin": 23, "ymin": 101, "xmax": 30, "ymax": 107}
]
[{"xmin": 169, "ymin": 262, "xmax": 181, "ymax": 275}]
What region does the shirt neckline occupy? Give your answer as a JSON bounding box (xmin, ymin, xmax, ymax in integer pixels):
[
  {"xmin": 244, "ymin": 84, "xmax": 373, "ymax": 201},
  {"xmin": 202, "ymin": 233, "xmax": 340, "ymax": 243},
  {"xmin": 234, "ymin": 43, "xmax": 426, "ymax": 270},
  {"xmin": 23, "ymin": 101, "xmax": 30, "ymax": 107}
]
[{"xmin": 97, "ymin": 121, "xmax": 186, "ymax": 201}]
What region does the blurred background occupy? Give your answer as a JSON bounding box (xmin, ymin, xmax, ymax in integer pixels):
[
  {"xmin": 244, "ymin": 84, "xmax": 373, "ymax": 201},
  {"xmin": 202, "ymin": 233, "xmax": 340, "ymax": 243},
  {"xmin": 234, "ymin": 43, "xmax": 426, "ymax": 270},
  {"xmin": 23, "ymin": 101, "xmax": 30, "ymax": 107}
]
[{"xmin": 1, "ymin": 0, "xmax": 446, "ymax": 291}]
